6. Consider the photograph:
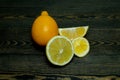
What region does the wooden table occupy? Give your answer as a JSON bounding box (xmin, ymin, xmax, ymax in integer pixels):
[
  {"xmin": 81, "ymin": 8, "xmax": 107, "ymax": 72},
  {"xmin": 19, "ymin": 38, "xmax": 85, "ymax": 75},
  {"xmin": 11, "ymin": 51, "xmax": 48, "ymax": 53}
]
[{"xmin": 0, "ymin": 0, "xmax": 120, "ymax": 80}]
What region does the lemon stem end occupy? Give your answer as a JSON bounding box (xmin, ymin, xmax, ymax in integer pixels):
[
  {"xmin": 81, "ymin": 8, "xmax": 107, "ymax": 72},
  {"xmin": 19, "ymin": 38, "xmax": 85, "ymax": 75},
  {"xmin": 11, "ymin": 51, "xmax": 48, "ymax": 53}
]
[{"xmin": 41, "ymin": 11, "xmax": 49, "ymax": 16}]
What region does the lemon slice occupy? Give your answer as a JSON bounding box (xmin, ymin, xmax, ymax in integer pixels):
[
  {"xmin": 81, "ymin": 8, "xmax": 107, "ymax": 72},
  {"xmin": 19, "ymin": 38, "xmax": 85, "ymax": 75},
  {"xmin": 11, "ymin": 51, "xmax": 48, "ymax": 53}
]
[
  {"xmin": 59, "ymin": 26, "xmax": 89, "ymax": 40},
  {"xmin": 46, "ymin": 36, "xmax": 74, "ymax": 66},
  {"xmin": 72, "ymin": 37, "xmax": 90, "ymax": 57}
]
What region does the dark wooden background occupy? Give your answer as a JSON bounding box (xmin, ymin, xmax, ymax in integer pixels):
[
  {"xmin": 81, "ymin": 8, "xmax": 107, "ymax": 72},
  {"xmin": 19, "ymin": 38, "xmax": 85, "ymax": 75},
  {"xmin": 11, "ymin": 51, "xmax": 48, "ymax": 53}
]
[{"xmin": 0, "ymin": 0, "xmax": 120, "ymax": 80}]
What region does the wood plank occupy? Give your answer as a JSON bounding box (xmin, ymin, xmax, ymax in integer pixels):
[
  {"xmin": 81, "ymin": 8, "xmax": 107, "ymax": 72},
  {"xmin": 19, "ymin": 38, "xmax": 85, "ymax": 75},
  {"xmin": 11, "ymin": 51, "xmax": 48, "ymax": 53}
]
[
  {"xmin": 0, "ymin": 0, "xmax": 120, "ymax": 77},
  {"xmin": 0, "ymin": 52, "xmax": 120, "ymax": 75},
  {"xmin": 0, "ymin": 74, "xmax": 120, "ymax": 80},
  {"xmin": 0, "ymin": 0, "xmax": 120, "ymax": 16},
  {"xmin": 0, "ymin": 14, "xmax": 120, "ymax": 29}
]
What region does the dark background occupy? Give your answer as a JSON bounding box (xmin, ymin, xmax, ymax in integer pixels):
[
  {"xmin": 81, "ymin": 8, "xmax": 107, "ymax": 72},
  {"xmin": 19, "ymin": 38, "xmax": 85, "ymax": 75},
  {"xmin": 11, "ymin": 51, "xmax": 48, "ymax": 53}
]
[{"xmin": 0, "ymin": 0, "xmax": 120, "ymax": 79}]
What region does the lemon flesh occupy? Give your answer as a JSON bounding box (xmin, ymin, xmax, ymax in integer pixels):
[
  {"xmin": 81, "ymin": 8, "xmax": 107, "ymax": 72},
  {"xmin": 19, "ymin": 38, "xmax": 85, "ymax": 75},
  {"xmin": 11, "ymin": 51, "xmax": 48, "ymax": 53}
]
[
  {"xmin": 46, "ymin": 36, "xmax": 74, "ymax": 66},
  {"xmin": 59, "ymin": 26, "xmax": 89, "ymax": 40},
  {"xmin": 72, "ymin": 37, "xmax": 90, "ymax": 57}
]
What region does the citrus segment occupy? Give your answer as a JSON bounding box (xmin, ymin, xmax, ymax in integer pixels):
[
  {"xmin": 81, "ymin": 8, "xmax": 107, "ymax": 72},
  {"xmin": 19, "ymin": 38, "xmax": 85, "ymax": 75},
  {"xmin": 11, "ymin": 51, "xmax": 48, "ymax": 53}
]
[
  {"xmin": 59, "ymin": 26, "xmax": 89, "ymax": 40},
  {"xmin": 46, "ymin": 36, "xmax": 74, "ymax": 66},
  {"xmin": 72, "ymin": 37, "xmax": 90, "ymax": 57}
]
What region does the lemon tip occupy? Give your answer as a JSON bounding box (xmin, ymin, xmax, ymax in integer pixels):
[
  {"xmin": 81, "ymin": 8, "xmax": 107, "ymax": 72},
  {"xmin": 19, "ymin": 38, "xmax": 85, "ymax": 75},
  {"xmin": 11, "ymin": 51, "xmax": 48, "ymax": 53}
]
[{"xmin": 41, "ymin": 11, "xmax": 49, "ymax": 16}]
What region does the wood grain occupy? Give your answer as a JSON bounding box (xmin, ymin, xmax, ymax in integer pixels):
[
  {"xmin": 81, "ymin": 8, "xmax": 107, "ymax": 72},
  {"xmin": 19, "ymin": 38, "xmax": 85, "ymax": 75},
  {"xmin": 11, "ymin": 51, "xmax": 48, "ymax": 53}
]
[
  {"xmin": 0, "ymin": 74, "xmax": 120, "ymax": 80},
  {"xmin": 0, "ymin": 0, "xmax": 120, "ymax": 78}
]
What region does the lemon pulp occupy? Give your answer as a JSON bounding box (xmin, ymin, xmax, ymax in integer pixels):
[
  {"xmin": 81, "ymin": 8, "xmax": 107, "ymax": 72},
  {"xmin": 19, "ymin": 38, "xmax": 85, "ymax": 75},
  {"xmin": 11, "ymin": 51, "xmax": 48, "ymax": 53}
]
[
  {"xmin": 72, "ymin": 37, "xmax": 90, "ymax": 57},
  {"xmin": 59, "ymin": 26, "xmax": 89, "ymax": 40},
  {"xmin": 46, "ymin": 36, "xmax": 74, "ymax": 66}
]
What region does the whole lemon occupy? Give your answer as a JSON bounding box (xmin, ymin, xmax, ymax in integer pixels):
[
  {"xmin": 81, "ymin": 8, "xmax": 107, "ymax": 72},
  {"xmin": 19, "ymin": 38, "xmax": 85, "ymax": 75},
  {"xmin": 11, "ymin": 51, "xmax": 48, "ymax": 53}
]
[{"xmin": 31, "ymin": 11, "xmax": 58, "ymax": 46}]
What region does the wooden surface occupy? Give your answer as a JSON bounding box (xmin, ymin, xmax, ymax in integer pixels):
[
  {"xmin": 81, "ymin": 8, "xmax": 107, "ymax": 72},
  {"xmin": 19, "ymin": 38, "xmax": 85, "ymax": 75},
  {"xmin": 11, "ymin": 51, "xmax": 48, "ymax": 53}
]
[{"xmin": 0, "ymin": 0, "xmax": 120, "ymax": 79}]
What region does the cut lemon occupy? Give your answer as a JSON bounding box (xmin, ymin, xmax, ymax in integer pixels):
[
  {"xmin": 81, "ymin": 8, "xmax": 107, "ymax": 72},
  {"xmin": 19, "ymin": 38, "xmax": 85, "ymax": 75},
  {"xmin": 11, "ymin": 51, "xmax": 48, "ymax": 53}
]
[
  {"xmin": 72, "ymin": 37, "xmax": 90, "ymax": 57},
  {"xmin": 59, "ymin": 26, "xmax": 89, "ymax": 40},
  {"xmin": 46, "ymin": 36, "xmax": 74, "ymax": 66}
]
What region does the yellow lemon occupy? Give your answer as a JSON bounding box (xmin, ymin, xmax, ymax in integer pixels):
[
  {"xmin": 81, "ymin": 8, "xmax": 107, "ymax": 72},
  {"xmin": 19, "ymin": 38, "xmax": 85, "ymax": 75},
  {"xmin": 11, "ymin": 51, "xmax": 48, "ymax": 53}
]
[
  {"xmin": 59, "ymin": 26, "xmax": 89, "ymax": 40},
  {"xmin": 72, "ymin": 37, "xmax": 90, "ymax": 57},
  {"xmin": 46, "ymin": 36, "xmax": 74, "ymax": 66}
]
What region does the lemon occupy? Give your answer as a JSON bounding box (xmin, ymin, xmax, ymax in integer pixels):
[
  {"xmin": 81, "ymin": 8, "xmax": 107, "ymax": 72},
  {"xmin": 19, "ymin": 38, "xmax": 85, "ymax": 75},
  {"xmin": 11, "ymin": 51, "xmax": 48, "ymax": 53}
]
[
  {"xmin": 46, "ymin": 36, "xmax": 74, "ymax": 66},
  {"xmin": 31, "ymin": 11, "xmax": 58, "ymax": 46},
  {"xmin": 59, "ymin": 26, "xmax": 89, "ymax": 40},
  {"xmin": 72, "ymin": 37, "xmax": 90, "ymax": 57}
]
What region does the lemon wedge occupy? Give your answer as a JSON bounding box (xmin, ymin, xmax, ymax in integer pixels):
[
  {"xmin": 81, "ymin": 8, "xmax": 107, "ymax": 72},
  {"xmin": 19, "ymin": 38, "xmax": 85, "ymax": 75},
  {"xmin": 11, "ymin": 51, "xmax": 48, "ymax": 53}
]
[{"xmin": 59, "ymin": 26, "xmax": 89, "ymax": 40}]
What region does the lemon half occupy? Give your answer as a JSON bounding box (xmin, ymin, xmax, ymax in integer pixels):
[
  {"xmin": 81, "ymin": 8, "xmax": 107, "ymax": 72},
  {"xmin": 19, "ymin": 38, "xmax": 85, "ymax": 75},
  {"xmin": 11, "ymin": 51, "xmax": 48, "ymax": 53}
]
[{"xmin": 46, "ymin": 36, "xmax": 74, "ymax": 66}]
